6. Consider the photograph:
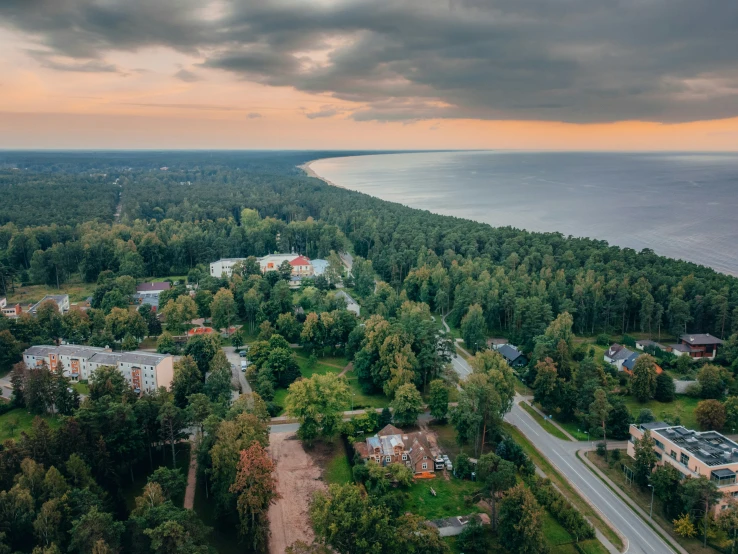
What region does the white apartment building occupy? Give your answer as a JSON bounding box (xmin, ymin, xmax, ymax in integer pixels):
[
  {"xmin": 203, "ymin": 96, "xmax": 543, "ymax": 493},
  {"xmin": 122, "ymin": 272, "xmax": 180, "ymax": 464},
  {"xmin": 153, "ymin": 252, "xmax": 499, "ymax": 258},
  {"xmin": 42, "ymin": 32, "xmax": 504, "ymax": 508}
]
[
  {"xmin": 210, "ymin": 254, "xmax": 314, "ymax": 279},
  {"xmin": 23, "ymin": 345, "xmax": 174, "ymax": 393}
]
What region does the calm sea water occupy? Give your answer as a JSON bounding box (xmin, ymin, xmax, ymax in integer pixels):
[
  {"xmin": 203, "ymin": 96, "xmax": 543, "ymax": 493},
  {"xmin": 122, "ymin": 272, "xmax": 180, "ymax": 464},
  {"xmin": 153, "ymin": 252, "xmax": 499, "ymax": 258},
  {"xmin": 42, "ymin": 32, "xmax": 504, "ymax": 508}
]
[{"xmin": 310, "ymin": 151, "xmax": 738, "ymax": 276}]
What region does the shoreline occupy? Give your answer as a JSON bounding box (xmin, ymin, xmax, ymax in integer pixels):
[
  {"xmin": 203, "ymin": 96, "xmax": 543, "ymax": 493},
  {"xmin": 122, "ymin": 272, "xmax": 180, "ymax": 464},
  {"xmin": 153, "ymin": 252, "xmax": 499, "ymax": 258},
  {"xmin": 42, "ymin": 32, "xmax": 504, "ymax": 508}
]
[{"xmin": 298, "ymin": 160, "xmax": 346, "ymax": 190}]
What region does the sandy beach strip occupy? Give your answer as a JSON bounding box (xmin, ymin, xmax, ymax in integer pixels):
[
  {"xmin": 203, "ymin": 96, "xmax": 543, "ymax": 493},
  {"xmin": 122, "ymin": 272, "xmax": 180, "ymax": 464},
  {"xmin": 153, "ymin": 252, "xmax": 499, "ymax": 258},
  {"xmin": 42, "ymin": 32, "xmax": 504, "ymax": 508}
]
[{"xmin": 298, "ymin": 160, "xmax": 346, "ymax": 189}]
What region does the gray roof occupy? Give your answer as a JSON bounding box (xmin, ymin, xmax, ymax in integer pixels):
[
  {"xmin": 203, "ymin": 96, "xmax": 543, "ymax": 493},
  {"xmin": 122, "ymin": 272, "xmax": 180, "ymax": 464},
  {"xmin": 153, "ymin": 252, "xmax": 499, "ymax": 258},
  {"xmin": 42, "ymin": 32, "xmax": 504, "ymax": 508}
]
[
  {"xmin": 30, "ymin": 295, "xmax": 68, "ymax": 313},
  {"xmin": 89, "ymin": 352, "xmax": 122, "ymax": 365},
  {"xmin": 606, "ymin": 344, "xmax": 634, "ymax": 361},
  {"xmin": 56, "ymin": 345, "xmax": 106, "ymax": 359},
  {"xmin": 636, "ymin": 339, "xmax": 666, "ymax": 349},
  {"xmin": 136, "ymin": 282, "xmax": 171, "ymax": 293},
  {"xmin": 120, "ymin": 352, "xmax": 168, "ymax": 365},
  {"xmin": 498, "ymin": 344, "xmax": 524, "ymax": 362},
  {"xmin": 669, "ymin": 343, "xmax": 693, "ymax": 352},
  {"xmin": 622, "ymin": 352, "xmax": 641, "ymax": 371},
  {"xmin": 680, "ymin": 333, "xmax": 724, "ymax": 346},
  {"xmin": 24, "ymin": 345, "xmax": 57, "ymax": 357},
  {"xmin": 335, "ymin": 290, "xmax": 358, "ymax": 306},
  {"xmin": 644, "ymin": 424, "xmax": 738, "ymax": 468}
]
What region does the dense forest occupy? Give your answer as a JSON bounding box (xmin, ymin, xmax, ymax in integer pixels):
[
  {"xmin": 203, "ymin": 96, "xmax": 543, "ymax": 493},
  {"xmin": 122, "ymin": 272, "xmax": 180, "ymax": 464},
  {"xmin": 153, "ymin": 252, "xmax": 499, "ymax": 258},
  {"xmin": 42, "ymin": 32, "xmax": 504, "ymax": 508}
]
[
  {"xmin": 1, "ymin": 150, "xmax": 737, "ymax": 345},
  {"xmin": 2, "ymin": 151, "xmax": 738, "ymax": 553}
]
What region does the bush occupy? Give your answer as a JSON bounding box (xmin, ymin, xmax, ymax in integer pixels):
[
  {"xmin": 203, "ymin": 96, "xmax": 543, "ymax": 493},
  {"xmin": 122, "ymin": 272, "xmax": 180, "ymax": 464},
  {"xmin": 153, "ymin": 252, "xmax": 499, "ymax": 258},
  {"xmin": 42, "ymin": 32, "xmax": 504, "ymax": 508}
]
[
  {"xmin": 654, "ymin": 373, "xmax": 676, "ymax": 403},
  {"xmin": 636, "ymin": 409, "xmax": 655, "ymax": 424},
  {"xmin": 457, "ymin": 518, "xmax": 487, "ymax": 554},
  {"xmin": 596, "ymin": 442, "xmax": 608, "ymax": 457},
  {"xmin": 596, "ymin": 334, "xmax": 611, "ymax": 347},
  {"xmin": 610, "ymin": 449, "xmax": 622, "ymax": 464},
  {"xmin": 265, "ymin": 401, "xmax": 282, "ymax": 417},
  {"xmin": 455, "ymin": 453, "xmax": 473, "ymax": 480},
  {"xmin": 528, "ymin": 477, "xmax": 596, "ymax": 540},
  {"xmin": 622, "ymin": 335, "xmax": 637, "ymax": 347},
  {"xmin": 685, "ymin": 382, "xmax": 702, "ymax": 398}
]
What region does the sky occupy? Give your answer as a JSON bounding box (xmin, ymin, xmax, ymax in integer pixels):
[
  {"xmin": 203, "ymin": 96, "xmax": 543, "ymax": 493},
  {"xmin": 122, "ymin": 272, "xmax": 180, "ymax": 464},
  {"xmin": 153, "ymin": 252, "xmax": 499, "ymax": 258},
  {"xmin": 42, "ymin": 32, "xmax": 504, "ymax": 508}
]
[{"xmin": 1, "ymin": 0, "xmax": 738, "ymax": 150}]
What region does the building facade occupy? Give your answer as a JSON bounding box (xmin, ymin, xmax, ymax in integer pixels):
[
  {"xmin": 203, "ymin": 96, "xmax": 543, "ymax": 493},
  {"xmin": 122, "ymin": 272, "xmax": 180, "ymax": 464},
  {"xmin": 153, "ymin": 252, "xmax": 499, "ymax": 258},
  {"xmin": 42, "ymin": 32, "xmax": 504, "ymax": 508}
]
[
  {"xmin": 628, "ymin": 422, "xmax": 738, "ymax": 511},
  {"xmin": 23, "ymin": 345, "xmax": 174, "ymax": 393},
  {"xmin": 354, "ymin": 424, "xmax": 438, "ymax": 474},
  {"xmin": 29, "ymin": 295, "xmax": 70, "ymax": 315},
  {"xmin": 667, "ymin": 334, "xmax": 724, "ymax": 360},
  {"xmin": 210, "ymin": 254, "xmax": 315, "ymax": 279}
]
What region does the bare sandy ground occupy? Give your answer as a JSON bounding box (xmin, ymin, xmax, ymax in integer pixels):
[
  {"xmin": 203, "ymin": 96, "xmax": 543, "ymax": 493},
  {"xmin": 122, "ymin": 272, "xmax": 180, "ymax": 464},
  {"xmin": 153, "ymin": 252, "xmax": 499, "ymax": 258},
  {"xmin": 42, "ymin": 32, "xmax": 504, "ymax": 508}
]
[{"xmin": 268, "ymin": 432, "xmax": 327, "ymax": 554}]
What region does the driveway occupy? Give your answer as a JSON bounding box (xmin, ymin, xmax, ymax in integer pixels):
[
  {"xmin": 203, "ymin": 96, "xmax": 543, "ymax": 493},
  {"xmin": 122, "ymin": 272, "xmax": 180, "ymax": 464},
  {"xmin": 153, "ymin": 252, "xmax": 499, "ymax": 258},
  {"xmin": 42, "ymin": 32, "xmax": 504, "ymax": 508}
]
[
  {"xmin": 222, "ymin": 346, "xmax": 252, "ymax": 396},
  {"xmin": 505, "ymin": 399, "xmax": 675, "ymax": 554}
]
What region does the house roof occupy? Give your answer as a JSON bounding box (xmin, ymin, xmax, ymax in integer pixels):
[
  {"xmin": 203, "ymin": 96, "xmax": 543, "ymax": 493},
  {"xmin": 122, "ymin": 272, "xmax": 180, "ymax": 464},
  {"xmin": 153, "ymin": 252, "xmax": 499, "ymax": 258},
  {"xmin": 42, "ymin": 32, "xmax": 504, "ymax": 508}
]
[
  {"xmin": 606, "ymin": 344, "xmax": 634, "ymax": 361},
  {"xmin": 498, "ymin": 344, "xmax": 524, "ymax": 362},
  {"xmin": 378, "ymin": 424, "xmax": 404, "ymax": 437},
  {"xmin": 120, "ymin": 352, "xmax": 169, "ymax": 365},
  {"xmin": 289, "ymin": 255, "xmax": 311, "ymax": 266},
  {"xmin": 335, "ymin": 290, "xmax": 358, "ymax": 306},
  {"xmin": 30, "ymin": 295, "xmax": 69, "ymax": 313},
  {"xmin": 680, "ymin": 333, "xmax": 724, "ymax": 346},
  {"xmin": 622, "ymin": 353, "xmax": 664, "ymax": 374},
  {"xmin": 136, "ymin": 282, "xmax": 171, "ymax": 293},
  {"xmin": 669, "ymin": 343, "xmax": 693, "ymax": 352},
  {"xmin": 636, "ymin": 339, "xmax": 666, "ymax": 350}
]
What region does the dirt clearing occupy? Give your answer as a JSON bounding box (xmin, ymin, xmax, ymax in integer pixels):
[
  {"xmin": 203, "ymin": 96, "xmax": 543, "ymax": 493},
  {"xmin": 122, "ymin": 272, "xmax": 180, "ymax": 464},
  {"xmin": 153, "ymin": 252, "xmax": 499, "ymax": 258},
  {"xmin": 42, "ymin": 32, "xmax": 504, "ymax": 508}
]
[{"xmin": 268, "ymin": 432, "xmax": 327, "ymax": 553}]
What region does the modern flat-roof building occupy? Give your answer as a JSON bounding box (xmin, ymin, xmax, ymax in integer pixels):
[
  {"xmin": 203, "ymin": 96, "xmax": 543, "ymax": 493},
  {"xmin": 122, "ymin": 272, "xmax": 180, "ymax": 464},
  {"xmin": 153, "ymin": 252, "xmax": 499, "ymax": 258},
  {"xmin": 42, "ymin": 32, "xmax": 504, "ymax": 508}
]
[
  {"xmin": 29, "ymin": 294, "xmax": 70, "ymax": 315},
  {"xmin": 628, "ymin": 422, "xmax": 738, "ymax": 511},
  {"xmin": 667, "ymin": 334, "xmax": 724, "ymax": 360},
  {"xmin": 23, "ymin": 345, "xmax": 174, "ymax": 393}
]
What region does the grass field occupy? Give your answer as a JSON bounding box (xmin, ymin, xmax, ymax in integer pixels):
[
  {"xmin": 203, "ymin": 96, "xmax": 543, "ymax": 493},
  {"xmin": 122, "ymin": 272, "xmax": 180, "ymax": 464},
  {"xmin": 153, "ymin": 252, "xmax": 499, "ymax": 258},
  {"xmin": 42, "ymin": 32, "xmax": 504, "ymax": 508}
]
[
  {"xmin": 295, "ymin": 353, "xmax": 349, "ymax": 369},
  {"xmin": 619, "ymin": 394, "xmax": 700, "ymax": 429},
  {"xmin": 6, "ymin": 280, "xmax": 97, "ymax": 304},
  {"xmin": 402, "ymin": 476, "xmax": 481, "ymax": 520},
  {"xmin": 296, "ymin": 357, "xmax": 342, "ymax": 378},
  {"xmin": 343, "ymin": 370, "xmax": 391, "ymax": 410},
  {"xmin": 503, "ymin": 422, "xmax": 624, "ymax": 550},
  {"xmin": 323, "ymin": 443, "xmax": 353, "ymax": 485},
  {"xmin": 73, "ymin": 382, "xmax": 90, "ymax": 395},
  {"xmin": 519, "ymin": 402, "xmax": 571, "ymax": 441},
  {"xmin": 0, "ymin": 408, "xmax": 62, "ymax": 442},
  {"xmin": 584, "ymin": 450, "xmax": 716, "ymax": 554}
]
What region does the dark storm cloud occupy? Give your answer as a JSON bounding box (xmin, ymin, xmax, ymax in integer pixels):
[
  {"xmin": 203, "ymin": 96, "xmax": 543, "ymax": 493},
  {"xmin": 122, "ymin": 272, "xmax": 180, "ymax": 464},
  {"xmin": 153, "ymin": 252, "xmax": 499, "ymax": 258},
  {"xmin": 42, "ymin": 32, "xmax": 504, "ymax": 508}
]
[{"xmin": 3, "ymin": 0, "xmax": 738, "ymax": 123}]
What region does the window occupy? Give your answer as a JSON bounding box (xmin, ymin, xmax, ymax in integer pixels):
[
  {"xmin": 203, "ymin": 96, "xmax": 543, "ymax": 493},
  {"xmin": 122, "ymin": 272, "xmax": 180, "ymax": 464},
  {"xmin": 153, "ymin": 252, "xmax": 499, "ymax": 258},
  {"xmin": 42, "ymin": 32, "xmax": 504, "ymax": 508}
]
[
  {"xmin": 385, "ymin": 456, "xmax": 391, "ymax": 462},
  {"xmin": 670, "ymin": 451, "xmax": 677, "ymax": 460},
  {"xmin": 654, "ymin": 439, "xmax": 665, "ymax": 450},
  {"xmin": 680, "ymin": 453, "xmax": 690, "ymax": 466},
  {"xmin": 422, "ymin": 463, "xmax": 428, "ymax": 470},
  {"xmin": 402, "ymin": 454, "xmax": 408, "ymax": 461}
]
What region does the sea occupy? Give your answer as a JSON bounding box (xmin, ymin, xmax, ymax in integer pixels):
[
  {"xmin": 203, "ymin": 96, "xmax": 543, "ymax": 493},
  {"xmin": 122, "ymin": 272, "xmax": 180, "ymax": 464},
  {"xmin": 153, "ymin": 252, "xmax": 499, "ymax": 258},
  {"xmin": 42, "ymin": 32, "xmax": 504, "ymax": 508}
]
[{"xmin": 309, "ymin": 151, "xmax": 738, "ymax": 276}]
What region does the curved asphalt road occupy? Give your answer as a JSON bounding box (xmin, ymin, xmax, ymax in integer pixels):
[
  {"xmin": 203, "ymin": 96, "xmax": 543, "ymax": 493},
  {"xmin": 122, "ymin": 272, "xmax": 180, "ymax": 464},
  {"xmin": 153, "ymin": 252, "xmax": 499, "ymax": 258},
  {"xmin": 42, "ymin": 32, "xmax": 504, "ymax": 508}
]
[{"xmin": 505, "ymin": 400, "xmax": 674, "ymax": 554}]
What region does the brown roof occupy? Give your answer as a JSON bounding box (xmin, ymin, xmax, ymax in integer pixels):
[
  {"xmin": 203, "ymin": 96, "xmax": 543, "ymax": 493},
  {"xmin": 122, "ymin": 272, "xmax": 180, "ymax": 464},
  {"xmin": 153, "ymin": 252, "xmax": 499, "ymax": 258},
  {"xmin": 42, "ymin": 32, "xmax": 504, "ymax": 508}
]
[
  {"xmin": 136, "ymin": 282, "xmax": 171, "ymax": 292},
  {"xmin": 378, "ymin": 424, "xmax": 404, "ymax": 437},
  {"xmin": 353, "ymin": 442, "xmax": 368, "ymax": 458}
]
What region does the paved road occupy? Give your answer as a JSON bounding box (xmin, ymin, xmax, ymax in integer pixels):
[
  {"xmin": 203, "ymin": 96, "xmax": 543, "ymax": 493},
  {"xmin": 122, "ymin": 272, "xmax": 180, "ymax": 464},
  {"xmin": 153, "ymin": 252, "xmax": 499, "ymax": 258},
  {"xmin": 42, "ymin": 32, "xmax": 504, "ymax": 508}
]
[
  {"xmin": 222, "ymin": 346, "xmax": 252, "ymax": 396},
  {"xmin": 505, "ymin": 399, "xmax": 674, "ymax": 554}
]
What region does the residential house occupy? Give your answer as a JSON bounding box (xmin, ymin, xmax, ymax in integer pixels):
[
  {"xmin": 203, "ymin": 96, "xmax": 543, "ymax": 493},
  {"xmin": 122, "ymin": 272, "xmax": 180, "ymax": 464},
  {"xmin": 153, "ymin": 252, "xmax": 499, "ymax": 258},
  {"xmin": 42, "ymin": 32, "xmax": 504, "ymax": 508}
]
[
  {"xmin": 604, "ymin": 343, "xmax": 635, "ymax": 370},
  {"xmin": 23, "ymin": 345, "xmax": 174, "ymax": 393},
  {"xmin": 136, "ymin": 282, "xmax": 171, "ymax": 295},
  {"xmin": 334, "ymin": 290, "xmax": 360, "ymax": 316},
  {"xmin": 29, "ymin": 295, "xmax": 69, "ymax": 315},
  {"xmin": 497, "ymin": 344, "xmax": 528, "ymax": 368},
  {"xmin": 1, "ymin": 301, "xmax": 22, "ymax": 318},
  {"xmin": 667, "ymin": 334, "xmax": 724, "ymax": 360},
  {"xmin": 621, "ymin": 352, "xmax": 664, "ymax": 376},
  {"xmin": 354, "ymin": 424, "xmax": 437, "ymax": 474},
  {"xmin": 628, "ymin": 422, "xmax": 738, "ymax": 512},
  {"xmin": 209, "ymin": 258, "xmax": 246, "ymax": 278},
  {"xmin": 635, "ymin": 339, "xmax": 667, "ymax": 352},
  {"xmin": 0, "ymin": 297, "xmax": 5, "ymax": 310}
]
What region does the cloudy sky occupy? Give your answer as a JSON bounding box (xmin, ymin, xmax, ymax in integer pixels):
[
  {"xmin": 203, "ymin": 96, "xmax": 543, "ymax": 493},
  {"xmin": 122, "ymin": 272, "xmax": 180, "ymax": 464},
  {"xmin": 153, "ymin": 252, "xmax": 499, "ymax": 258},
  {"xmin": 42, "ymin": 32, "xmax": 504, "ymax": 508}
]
[{"xmin": 1, "ymin": 0, "xmax": 737, "ymax": 149}]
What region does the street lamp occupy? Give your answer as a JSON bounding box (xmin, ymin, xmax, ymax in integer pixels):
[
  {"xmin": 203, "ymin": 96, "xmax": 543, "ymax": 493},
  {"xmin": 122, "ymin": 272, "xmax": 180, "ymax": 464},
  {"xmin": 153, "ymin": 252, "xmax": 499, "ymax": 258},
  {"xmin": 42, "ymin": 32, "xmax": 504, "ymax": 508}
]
[
  {"xmin": 648, "ymin": 484, "xmax": 654, "ymax": 518},
  {"xmin": 351, "ymin": 393, "xmax": 356, "ymax": 411},
  {"xmin": 585, "ymin": 430, "xmax": 590, "ymax": 446}
]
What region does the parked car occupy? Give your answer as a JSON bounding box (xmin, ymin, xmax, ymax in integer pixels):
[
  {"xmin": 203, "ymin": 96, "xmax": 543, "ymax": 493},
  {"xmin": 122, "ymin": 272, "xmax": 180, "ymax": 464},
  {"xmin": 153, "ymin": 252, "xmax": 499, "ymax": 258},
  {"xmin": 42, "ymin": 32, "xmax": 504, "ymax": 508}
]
[
  {"xmin": 240, "ymin": 360, "xmax": 248, "ymax": 372},
  {"xmin": 239, "ymin": 350, "xmax": 247, "ymax": 357}
]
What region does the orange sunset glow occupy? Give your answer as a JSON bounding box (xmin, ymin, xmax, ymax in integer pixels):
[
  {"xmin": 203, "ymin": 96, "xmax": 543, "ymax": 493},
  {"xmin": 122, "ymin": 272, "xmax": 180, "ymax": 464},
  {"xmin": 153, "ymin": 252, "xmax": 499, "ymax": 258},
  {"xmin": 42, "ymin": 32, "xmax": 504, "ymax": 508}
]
[{"xmin": 1, "ymin": 1, "xmax": 737, "ymax": 150}]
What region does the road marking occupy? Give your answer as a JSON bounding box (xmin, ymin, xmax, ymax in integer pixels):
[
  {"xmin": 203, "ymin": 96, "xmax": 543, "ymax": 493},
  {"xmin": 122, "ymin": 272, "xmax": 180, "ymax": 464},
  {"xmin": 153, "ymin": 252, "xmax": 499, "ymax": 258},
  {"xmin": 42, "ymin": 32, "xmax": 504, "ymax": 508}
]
[{"xmin": 510, "ymin": 406, "xmax": 675, "ymax": 554}]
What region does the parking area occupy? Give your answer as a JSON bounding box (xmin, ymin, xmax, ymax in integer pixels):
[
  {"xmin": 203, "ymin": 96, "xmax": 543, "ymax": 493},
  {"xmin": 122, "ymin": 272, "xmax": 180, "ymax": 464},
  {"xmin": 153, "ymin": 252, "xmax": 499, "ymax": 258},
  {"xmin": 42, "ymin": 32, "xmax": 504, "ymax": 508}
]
[{"xmin": 222, "ymin": 346, "xmax": 252, "ymax": 395}]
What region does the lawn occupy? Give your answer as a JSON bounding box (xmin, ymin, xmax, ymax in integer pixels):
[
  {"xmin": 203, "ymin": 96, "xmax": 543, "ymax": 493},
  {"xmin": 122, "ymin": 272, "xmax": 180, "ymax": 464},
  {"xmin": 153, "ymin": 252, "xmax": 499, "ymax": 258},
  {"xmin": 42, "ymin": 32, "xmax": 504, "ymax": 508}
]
[
  {"xmin": 295, "ymin": 353, "xmax": 349, "ymax": 369},
  {"xmin": 584, "ymin": 450, "xmax": 717, "ymax": 554},
  {"xmin": 0, "ymin": 408, "xmax": 62, "ymax": 442},
  {"xmin": 503, "ymin": 423, "xmax": 624, "ymax": 550},
  {"xmin": 6, "ymin": 280, "xmax": 97, "ymax": 304},
  {"xmin": 431, "ymin": 422, "xmax": 497, "ymax": 461},
  {"xmin": 121, "ymin": 442, "xmax": 191, "ymax": 512},
  {"xmin": 343, "ymin": 370, "xmax": 390, "ymax": 410},
  {"xmin": 402, "ymin": 476, "xmax": 481, "ymax": 520},
  {"xmin": 519, "ymin": 401, "xmax": 571, "ymax": 441},
  {"xmin": 296, "ymin": 357, "xmax": 342, "ymax": 378},
  {"xmin": 620, "ymin": 394, "xmax": 700, "ymax": 429},
  {"xmin": 323, "ymin": 443, "xmax": 353, "ymax": 485},
  {"xmin": 73, "ymin": 382, "xmax": 90, "ymax": 395}
]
